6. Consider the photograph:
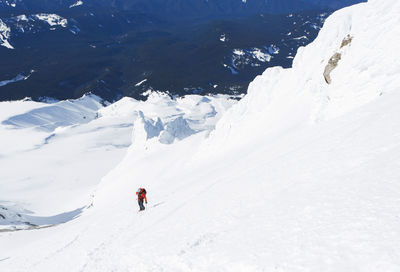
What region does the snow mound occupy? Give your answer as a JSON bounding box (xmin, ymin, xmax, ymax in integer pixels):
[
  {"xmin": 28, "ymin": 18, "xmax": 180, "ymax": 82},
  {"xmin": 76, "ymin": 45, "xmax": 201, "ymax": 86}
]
[
  {"xmin": 131, "ymin": 110, "xmax": 197, "ymax": 147},
  {"xmin": 100, "ymin": 92, "xmax": 237, "ymax": 147},
  {"xmin": 159, "ymin": 116, "xmax": 196, "ymax": 144},
  {"xmin": 131, "ymin": 111, "xmax": 164, "ymax": 146}
]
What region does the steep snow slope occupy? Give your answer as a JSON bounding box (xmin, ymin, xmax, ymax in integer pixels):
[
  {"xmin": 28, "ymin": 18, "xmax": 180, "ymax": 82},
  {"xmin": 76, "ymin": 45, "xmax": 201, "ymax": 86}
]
[
  {"xmin": 1, "ymin": 0, "xmax": 400, "ymax": 271},
  {"xmin": 0, "ymin": 93, "xmax": 235, "ymax": 230},
  {"xmin": 206, "ymin": 0, "xmax": 400, "ymax": 154}
]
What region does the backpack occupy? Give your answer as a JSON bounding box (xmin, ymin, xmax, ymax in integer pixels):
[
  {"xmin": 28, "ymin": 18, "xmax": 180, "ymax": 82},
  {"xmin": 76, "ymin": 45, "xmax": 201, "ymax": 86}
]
[{"xmin": 141, "ymin": 188, "xmax": 147, "ymax": 195}]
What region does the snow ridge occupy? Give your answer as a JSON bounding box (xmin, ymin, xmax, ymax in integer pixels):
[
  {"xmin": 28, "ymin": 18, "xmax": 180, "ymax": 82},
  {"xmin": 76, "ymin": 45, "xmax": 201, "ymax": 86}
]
[
  {"xmin": 2, "ymin": 93, "xmax": 103, "ymax": 131},
  {"xmin": 104, "ymin": 92, "xmax": 237, "ymax": 148}
]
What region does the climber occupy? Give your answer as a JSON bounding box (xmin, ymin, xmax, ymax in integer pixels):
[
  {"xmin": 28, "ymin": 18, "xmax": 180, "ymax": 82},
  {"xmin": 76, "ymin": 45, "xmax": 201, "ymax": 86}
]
[{"xmin": 136, "ymin": 188, "xmax": 147, "ymax": 211}]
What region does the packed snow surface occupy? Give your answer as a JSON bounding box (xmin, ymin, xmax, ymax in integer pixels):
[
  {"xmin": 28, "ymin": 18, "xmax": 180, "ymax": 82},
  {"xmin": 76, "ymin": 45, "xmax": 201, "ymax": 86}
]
[{"xmin": 1, "ymin": 0, "xmax": 400, "ymax": 271}]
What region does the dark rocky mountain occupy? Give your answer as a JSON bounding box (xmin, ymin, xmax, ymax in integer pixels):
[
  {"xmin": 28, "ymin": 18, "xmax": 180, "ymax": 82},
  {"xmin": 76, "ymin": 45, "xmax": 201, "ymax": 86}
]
[
  {"xmin": 0, "ymin": 0, "xmax": 365, "ymax": 102},
  {"xmin": 306, "ymin": 0, "xmax": 364, "ymax": 9},
  {"xmin": 1, "ymin": 0, "xmax": 365, "ymax": 18}
]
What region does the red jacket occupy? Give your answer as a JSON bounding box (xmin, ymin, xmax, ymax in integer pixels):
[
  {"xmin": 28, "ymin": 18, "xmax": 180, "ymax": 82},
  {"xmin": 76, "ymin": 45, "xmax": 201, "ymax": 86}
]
[{"xmin": 136, "ymin": 189, "xmax": 147, "ymax": 202}]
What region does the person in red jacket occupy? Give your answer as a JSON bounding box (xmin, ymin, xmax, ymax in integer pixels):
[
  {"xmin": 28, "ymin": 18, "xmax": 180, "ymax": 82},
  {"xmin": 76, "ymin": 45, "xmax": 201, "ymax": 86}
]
[{"xmin": 136, "ymin": 188, "xmax": 147, "ymax": 211}]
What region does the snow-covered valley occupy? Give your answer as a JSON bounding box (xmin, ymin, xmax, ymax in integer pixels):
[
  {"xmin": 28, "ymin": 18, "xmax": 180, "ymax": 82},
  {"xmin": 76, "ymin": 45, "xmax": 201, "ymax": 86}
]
[{"xmin": 1, "ymin": 0, "xmax": 400, "ymax": 271}]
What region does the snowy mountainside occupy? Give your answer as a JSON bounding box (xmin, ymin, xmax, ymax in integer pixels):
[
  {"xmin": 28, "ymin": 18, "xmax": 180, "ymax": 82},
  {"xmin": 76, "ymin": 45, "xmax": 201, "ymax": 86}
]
[
  {"xmin": 207, "ymin": 0, "xmax": 400, "ymax": 153},
  {"xmin": 1, "ymin": 0, "xmax": 400, "ymax": 271},
  {"xmin": 2, "ymin": 93, "xmax": 103, "ymax": 131},
  {"xmin": 0, "ymin": 93, "xmax": 236, "ymax": 231}
]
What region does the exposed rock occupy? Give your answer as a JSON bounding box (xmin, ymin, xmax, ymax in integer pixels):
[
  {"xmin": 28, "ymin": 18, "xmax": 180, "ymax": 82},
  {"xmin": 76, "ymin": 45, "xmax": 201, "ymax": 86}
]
[
  {"xmin": 323, "ymin": 52, "xmax": 342, "ymax": 84},
  {"xmin": 340, "ymin": 34, "xmax": 353, "ymax": 48},
  {"xmin": 323, "ymin": 35, "xmax": 353, "ymax": 84}
]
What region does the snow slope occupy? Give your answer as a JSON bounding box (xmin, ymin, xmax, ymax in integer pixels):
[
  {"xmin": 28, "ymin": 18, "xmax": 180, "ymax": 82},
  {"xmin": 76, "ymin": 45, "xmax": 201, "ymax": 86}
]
[
  {"xmin": 0, "ymin": 92, "xmax": 235, "ymax": 230},
  {"xmin": 1, "ymin": 0, "xmax": 400, "ymax": 271},
  {"xmin": 207, "ymin": 0, "xmax": 400, "ymax": 154}
]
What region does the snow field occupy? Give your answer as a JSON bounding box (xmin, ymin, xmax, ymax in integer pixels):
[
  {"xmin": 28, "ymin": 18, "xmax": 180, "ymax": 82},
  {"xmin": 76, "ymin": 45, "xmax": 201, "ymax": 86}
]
[
  {"xmin": 0, "ymin": 93, "xmax": 236, "ymax": 228},
  {"xmin": 1, "ymin": 0, "xmax": 400, "ymax": 271},
  {"xmin": 6, "ymin": 88, "xmax": 398, "ymax": 271}
]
